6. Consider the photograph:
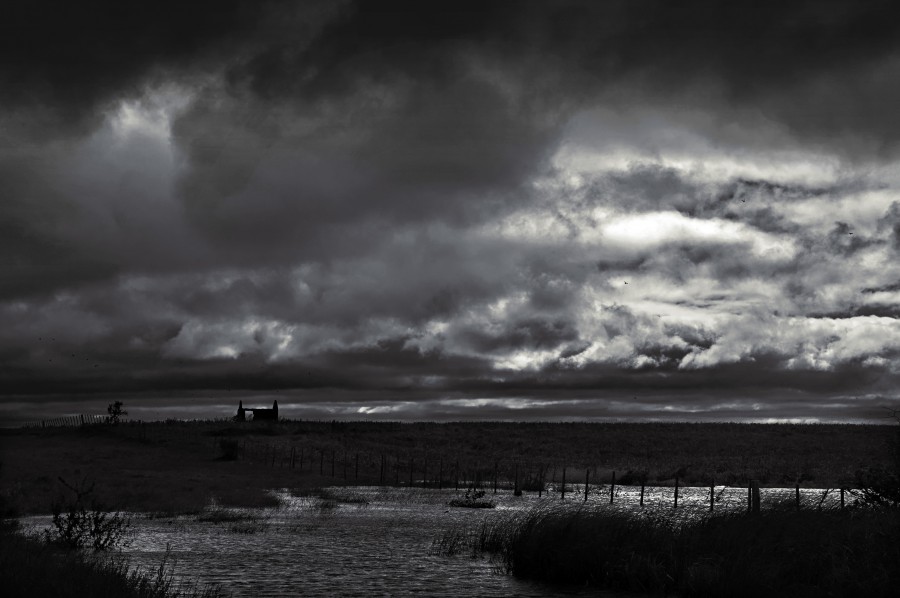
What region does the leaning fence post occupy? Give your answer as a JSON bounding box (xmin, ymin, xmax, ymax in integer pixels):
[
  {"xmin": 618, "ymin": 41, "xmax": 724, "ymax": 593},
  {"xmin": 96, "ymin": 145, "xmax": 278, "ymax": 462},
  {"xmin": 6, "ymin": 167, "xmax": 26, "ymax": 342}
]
[
  {"xmin": 610, "ymin": 471, "xmax": 616, "ymax": 504},
  {"xmin": 674, "ymin": 477, "xmax": 679, "ymax": 509}
]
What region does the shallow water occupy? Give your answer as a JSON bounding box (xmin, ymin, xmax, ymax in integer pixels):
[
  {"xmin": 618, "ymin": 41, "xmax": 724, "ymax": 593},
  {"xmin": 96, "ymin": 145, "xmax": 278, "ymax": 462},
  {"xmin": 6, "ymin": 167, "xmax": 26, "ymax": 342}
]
[{"xmin": 22, "ymin": 484, "xmax": 843, "ymax": 597}]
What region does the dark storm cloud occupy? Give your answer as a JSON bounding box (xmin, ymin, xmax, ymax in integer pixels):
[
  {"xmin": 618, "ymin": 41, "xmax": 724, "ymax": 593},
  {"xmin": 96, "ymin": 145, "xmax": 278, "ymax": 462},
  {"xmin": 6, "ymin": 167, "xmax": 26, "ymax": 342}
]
[
  {"xmin": 3, "ymin": 1, "xmax": 900, "ymax": 422},
  {"xmin": 0, "ymin": 0, "xmax": 299, "ymax": 132}
]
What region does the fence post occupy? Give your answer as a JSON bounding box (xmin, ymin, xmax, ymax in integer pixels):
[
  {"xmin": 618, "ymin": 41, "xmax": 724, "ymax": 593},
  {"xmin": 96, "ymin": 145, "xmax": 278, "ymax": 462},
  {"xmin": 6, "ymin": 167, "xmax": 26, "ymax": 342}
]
[
  {"xmin": 424, "ymin": 457, "xmax": 428, "ymax": 488},
  {"xmin": 610, "ymin": 470, "xmax": 616, "ymax": 505},
  {"xmin": 331, "ymin": 450, "xmax": 335, "ymax": 477},
  {"xmin": 493, "ymin": 462, "xmax": 498, "ymax": 494},
  {"xmin": 840, "ymin": 487, "xmax": 845, "ymax": 509},
  {"xmin": 455, "ymin": 460, "xmax": 459, "ymax": 491},
  {"xmin": 343, "ymin": 451, "xmax": 347, "ymax": 479},
  {"xmin": 290, "ymin": 446, "xmax": 296, "ymax": 469},
  {"xmin": 439, "ymin": 458, "xmax": 444, "ymax": 490},
  {"xmin": 355, "ymin": 453, "xmax": 359, "ymax": 480},
  {"xmin": 409, "ymin": 458, "xmax": 414, "ymax": 487},
  {"xmin": 795, "ymin": 481, "xmax": 800, "ymax": 511},
  {"xmin": 710, "ymin": 478, "xmax": 715, "ymax": 512},
  {"xmin": 674, "ymin": 477, "xmax": 679, "ymax": 509},
  {"xmin": 640, "ymin": 479, "xmax": 645, "ymax": 506},
  {"xmin": 514, "ymin": 462, "xmax": 520, "ymax": 496},
  {"xmin": 561, "ymin": 467, "xmax": 566, "ymax": 500},
  {"xmin": 320, "ymin": 450, "xmax": 324, "ymax": 475},
  {"xmin": 750, "ymin": 480, "xmax": 761, "ymax": 514},
  {"xmin": 584, "ymin": 468, "xmax": 589, "ymax": 502},
  {"xmin": 538, "ymin": 465, "xmax": 543, "ymax": 498}
]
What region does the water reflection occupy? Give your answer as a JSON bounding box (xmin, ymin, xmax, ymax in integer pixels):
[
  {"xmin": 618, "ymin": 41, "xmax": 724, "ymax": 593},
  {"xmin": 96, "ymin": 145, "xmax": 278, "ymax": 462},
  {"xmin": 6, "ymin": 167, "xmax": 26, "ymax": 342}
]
[{"xmin": 22, "ymin": 485, "xmax": 844, "ymax": 597}]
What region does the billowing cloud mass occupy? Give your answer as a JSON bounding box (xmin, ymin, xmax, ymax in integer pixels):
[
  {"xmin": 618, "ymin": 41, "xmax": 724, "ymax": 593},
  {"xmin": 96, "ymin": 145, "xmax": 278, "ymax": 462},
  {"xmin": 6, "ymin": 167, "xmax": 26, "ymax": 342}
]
[{"xmin": 3, "ymin": 0, "xmax": 900, "ymax": 423}]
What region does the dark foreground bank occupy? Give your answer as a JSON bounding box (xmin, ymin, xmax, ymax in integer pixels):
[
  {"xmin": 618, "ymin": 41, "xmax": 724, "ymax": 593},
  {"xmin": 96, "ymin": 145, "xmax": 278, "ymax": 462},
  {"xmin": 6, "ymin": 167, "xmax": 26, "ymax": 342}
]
[
  {"xmin": 0, "ymin": 522, "xmax": 226, "ymax": 598},
  {"xmin": 436, "ymin": 505, "xmax": 900, "ymax": 597}
]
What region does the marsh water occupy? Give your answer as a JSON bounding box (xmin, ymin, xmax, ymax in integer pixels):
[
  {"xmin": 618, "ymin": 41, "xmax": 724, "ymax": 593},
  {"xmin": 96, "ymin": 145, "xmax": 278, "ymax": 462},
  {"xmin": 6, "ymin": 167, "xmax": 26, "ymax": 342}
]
[{"xmin": 23, "ymin": 485, "xmax": 844, "ymax": 597}]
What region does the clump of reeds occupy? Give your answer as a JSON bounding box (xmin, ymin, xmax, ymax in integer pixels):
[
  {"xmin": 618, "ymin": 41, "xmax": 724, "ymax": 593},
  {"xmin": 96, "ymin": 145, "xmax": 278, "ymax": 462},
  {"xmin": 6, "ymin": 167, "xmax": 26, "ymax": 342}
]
[
  {"xmin": 0, "ymin": 524, "xmax": 227, "ymax": 598},
  {"xmin": 448, "ymin": 488, "xmax": 495, "ymax": 509},
  {"xmin": 434, "ymin": 504, "xmax": 900, "ymax": 597},
  {"xmin": 290, "ymin": 487, "xmax": 370, "ymax": 508}
]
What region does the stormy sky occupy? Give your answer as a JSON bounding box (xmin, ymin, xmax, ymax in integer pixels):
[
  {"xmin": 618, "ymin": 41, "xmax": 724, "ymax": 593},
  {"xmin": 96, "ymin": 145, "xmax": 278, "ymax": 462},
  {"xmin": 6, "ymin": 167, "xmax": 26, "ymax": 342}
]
[{"xmin": 3, "ymin": 0, "xmax": 900, "ymax": 424}]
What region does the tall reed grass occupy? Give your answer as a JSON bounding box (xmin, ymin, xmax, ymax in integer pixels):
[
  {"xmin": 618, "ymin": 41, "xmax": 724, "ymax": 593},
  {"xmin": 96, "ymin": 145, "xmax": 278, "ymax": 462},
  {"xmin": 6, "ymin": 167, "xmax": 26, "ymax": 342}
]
[{"xmin": 434, "ymin": 504, "xmax": 900, "ymax": 597}]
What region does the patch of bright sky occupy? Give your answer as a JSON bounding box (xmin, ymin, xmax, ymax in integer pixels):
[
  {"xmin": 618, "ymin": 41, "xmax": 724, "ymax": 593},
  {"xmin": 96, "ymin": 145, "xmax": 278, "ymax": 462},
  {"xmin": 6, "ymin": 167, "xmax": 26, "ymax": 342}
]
[
  {"xmin": 779, "ymin": 188, "xmax": 900, "ymax": 232},
  {"xmin": 556, "ymin": 105, "xmax": 846, "ymax": 187}
]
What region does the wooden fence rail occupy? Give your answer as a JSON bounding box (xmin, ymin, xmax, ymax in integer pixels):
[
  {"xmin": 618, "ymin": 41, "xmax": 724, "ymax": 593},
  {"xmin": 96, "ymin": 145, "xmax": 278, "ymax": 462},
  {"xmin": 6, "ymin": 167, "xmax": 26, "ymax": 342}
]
[{"xmin": 22, "ymin": 414, "xmax": 108, "ymax": 428}]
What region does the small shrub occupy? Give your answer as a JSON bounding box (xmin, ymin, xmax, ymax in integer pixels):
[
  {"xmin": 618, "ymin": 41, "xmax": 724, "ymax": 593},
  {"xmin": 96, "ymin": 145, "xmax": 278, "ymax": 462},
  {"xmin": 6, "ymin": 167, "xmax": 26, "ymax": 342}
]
[
  {"xmin": 43, "ymin": 477, "xmax": 131, "ymax": 552},
  {"xmin": 217, "ymin": 439, "xmax": 240, "ymax": 461},
  {"xmin": 449, "ymin": 487, "xmax": 495, "ymax": 509}
]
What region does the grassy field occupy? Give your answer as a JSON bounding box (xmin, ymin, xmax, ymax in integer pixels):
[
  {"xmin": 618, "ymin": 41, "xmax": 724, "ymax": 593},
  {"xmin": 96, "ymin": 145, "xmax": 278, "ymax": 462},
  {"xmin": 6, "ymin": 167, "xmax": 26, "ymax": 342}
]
[{"xmin": 1, "ymin": 420, "xmax": 894, "ymax": 515}]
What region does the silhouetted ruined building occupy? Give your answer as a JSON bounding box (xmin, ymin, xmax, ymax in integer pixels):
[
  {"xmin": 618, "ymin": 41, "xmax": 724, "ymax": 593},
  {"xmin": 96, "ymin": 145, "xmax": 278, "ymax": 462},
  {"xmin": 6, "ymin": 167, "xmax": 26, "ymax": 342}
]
[{"xmin": 235, "ymin": 399, "xmax": 278, "ymax": 422}]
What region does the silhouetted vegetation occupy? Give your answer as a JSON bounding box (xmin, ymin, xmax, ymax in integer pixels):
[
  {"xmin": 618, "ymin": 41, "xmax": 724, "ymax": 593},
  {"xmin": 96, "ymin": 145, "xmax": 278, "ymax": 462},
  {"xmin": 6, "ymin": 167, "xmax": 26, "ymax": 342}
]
[
  {"xmin": 850, "ymin": 410, "xmax": 900, "ymax": 509},
  {"xmin": 0, "ymin": 524, "xmax": 226, "ymax": 598},
  {"xmin": 107, "ymin": 400, "xmax": 128, "ymax": 424},
  {"xmin": 435, "ymin": 504, "xmax": 900, "ymax": 597},
  {"xmin": 448, "ymin": 488, "xmax": 495, "ymax": 509},
  {"xmin": 44, "ymin": 477, "xmax": 131, "ymax": 552}
]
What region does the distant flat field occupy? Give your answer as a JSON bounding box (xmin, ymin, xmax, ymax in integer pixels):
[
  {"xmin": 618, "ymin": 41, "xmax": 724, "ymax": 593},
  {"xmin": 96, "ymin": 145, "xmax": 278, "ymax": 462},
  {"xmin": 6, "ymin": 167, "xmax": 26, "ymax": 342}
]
[{"xmin": 1, "ymin": 420, "xmax": 894, "ymax": 515}]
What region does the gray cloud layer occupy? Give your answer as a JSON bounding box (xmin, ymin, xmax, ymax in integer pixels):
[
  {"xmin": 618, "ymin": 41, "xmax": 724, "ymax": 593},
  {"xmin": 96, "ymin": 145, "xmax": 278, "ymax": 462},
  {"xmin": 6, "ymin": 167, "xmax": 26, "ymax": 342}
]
[{"xmin": 3, "ymin": 1, "xmax": 900, "ymax": 421}]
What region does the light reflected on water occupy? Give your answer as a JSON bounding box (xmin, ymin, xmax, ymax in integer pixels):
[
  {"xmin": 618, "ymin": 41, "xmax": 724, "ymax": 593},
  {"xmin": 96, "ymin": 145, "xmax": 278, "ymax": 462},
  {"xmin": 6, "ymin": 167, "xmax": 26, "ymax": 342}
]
[{"xmin": 22, "ymin": 485, "xmax": 845, "ymax": 597}]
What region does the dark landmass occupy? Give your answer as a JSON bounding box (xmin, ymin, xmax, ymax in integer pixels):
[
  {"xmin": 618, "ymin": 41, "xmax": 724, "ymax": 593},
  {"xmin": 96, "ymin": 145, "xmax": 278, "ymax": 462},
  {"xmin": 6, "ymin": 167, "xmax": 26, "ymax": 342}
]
[{"xmin": 1, "ymin": 420, "xmax": 893, "ymax": 515}]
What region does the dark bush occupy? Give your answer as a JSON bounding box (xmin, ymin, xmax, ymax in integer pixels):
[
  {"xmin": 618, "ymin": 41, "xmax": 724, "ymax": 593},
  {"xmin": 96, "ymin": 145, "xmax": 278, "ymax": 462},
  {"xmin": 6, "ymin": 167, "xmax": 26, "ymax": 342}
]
[
  {"xmin": 217, "ymin": 439, "xmax": 240, "ymax": 461},
  {"xmin": 43, "ymin": 478, "xmax": 131, "ymax": 552}
]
